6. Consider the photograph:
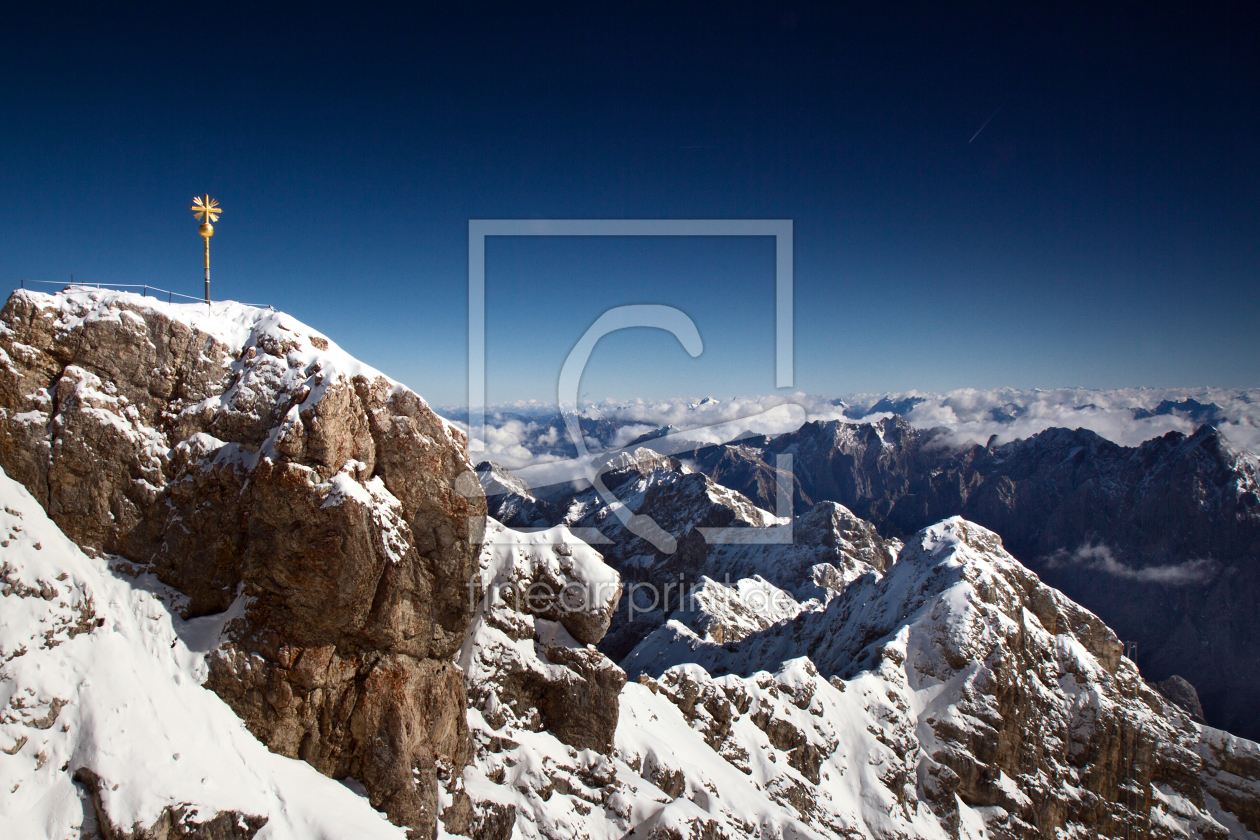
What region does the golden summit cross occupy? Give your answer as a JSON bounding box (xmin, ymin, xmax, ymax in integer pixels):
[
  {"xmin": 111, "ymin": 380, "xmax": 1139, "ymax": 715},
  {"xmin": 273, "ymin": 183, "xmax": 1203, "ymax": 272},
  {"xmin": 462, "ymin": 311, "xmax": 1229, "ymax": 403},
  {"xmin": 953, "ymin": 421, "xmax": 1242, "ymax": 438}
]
[{"xmin": 190, "ymin": 195, "xmax": 222, "ymax": 304}]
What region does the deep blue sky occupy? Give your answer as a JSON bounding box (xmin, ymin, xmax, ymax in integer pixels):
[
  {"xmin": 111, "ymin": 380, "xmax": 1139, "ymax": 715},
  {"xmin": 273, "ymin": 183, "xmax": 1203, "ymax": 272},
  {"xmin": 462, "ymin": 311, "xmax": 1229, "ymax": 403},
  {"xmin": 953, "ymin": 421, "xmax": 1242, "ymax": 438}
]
[{"xmin": 2, "ymin": 3, "xmax": 1256, "ymax": 406}]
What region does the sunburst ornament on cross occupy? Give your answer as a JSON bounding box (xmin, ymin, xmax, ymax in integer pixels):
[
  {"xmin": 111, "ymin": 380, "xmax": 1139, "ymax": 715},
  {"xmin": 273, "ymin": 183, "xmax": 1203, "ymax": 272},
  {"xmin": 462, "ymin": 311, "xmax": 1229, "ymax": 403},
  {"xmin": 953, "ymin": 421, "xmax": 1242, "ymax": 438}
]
[{"xmin": 190, "ymin": 195, "xmax": 221, "ymax": 304}]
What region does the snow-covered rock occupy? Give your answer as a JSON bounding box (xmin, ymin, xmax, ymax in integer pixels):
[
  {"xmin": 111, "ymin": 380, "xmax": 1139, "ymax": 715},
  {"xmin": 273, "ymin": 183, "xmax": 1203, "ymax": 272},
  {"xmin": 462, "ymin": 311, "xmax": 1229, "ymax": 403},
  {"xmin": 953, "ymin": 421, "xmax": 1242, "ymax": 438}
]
[
  {"xmin": 621, "ymin": 517, "xmax": 1260, "ymax": 840},
  {"xmin": 454, "ymin": 518, "xmax": 834, "ymax": 840},
  {"xmin": 455, "ymin": 510, "xmax": 1260, "ymax": 840},
  {"xmin": 685, "ymin": 415, "xmax": 1260, "ymax": 740},
  {"xmin": 667, "ymin": 574, "xmax": 807, "ymax": 644},
  {"xmin": 548, "ymin": 451, "xmax": 900, "ymax": 663},
  {"xmin": 0, "ymin": 466, "xmax": 411, "ymax": 839},
  {"xmin": 458, "ymin": 518, "xmax": 624, "ymax": 755},
  {"xmin": 0, "ymin": 287, "xmax": 485, "ymax": 837},
  {"xmin": 477, "ymin": 460, "xmax": 559, "ymax": 529}
]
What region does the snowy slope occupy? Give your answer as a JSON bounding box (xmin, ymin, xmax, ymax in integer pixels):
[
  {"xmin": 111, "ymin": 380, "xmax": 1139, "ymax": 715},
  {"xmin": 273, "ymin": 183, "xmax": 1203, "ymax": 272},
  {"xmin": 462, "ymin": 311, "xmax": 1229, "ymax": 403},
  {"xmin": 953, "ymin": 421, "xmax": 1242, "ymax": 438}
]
[
  {"xmin": 618, "ymin": 518, "xmax": 1260, "ymax": 840},
  {"xmin": 454, "ymin": 518, "xmax": 899, "ymax": 840},
  {"xmin": 0, "ymin": 466, "xmax": 409, "ymax": 839}
]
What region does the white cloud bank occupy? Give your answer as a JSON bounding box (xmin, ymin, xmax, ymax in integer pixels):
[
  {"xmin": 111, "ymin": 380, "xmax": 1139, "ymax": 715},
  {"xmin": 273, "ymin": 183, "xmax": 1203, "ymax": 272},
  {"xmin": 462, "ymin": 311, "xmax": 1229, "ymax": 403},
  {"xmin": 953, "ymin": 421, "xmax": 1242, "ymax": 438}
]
[
  {"xmin": 449, "ymin": 387, "xmax": 1260, "ymax": 485},
  {"xmin": 898, "ymin": 387, "xmax": 1260, "ymax": 450}
]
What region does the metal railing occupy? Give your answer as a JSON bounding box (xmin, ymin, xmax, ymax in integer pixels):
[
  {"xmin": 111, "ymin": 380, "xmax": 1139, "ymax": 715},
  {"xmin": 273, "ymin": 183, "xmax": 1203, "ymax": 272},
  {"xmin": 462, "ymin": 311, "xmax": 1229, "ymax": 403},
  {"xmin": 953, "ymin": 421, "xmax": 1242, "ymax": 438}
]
[{"xmin": 15, "ymin": 278, "xmax": 272, "ymax": 310}]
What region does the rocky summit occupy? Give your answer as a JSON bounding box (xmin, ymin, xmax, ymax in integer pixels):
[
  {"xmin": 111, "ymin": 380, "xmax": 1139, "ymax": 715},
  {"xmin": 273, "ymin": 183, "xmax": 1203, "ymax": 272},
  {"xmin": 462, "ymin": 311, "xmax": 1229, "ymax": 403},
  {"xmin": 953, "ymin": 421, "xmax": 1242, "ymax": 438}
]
[
  {"xmin": 2, "ymin": 288, "xmax": 1259, "ymax": 840},
  {"xmin": 0, "ymin": 288, "xmax": 482, "ymax": 837}
]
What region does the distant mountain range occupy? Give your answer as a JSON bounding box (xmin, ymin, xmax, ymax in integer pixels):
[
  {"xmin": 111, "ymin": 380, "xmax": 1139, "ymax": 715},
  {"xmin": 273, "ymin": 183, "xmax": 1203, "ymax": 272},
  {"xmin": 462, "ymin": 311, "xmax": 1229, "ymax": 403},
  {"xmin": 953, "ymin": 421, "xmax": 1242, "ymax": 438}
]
[
  {"xmin": 481, "ymin": 414, "xmax": 1260, "ymax": 741},
  {"xmin": 440, "ymin": 387, "xmax": 1260, "ymax": 476}
]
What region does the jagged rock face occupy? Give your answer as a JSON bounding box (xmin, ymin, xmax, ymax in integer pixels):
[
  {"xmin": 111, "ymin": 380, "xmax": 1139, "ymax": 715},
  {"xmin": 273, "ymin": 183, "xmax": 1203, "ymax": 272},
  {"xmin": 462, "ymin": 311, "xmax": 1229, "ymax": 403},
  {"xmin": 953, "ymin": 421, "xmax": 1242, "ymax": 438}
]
[
  {"xmin": 458, "ymin": 520, "xmax": 624, "ymax": 757},
  {"xmin": 623, "ymin": 519, "xmax": 1260, "ymax": 840},
  {"xmin": 0, "ymin": 468, "xmax": 413, "ymax": 839},
  {"xmin": 687, "ymin": 416, "xmax": 1260, "ymax": 569},
  {"xmin": 541, "ymin": 450, "xmax": 903, "ymax": 663},
  {"xmin": 683, "ymin": 417, "xmax": 945, "ymax": 525},
  {"xmin": 686, "ymin": 417, "xmax": 1260, "ymax": 739},
  {"xmin": 1199, "ymin": 728, "xmax": 1260, "ymax": 836},
  {"xmin": 0, "ymin": 289, "xmax": 484, "ymax": 838},
  {"xmin": 477, "ymin": 460, "xmax": 558, "ymax": 528},
  {"xmin": 455, "ymin": 519, "xmax": 651, "ymax": 837},
  {"xmin": 552, "ymin": 450, "xmax": 786, "ymax": 660},
  {"xmin": 694, "ymin": 500, "xmax": 900, "ymax": 600},
  {"xmin": 666, "ymin": 439, "xmax": 809, "ymax": 513},
  {"xmin": 647, "ymin": 501, "xmax": 902, "ymax": 648},
  {"xmin": 665, "ymin": 575, "xmax": 807, "ymax": 645},
  {"xmin": 559, "ymin": 449, "xmax": 781, "ymax": 546}
]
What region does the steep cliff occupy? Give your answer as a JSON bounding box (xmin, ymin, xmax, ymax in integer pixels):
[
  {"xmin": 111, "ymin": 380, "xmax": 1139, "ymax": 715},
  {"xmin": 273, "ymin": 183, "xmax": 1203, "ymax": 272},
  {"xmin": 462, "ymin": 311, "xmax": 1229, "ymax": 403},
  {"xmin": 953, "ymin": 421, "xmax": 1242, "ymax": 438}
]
[
  {"xmin": 0, "ymin": 466, "xmax": 416, "ymax": 839},
  {"xmin": 0, "ymin": 288, "xmax": 484, "ymax": 837}
]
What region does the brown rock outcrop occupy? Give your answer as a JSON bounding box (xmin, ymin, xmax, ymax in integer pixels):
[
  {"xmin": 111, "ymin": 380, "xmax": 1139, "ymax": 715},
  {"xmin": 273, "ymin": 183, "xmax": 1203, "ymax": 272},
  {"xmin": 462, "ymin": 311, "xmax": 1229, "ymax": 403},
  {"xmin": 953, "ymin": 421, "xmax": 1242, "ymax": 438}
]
[
  {"xmin": 459, "ymin": 519, "xmax": 625, "ymax": 756},
  {"xmin": 0, "ymin": 289, "xmax": 485, "ymax": 838},
  {"xmin": 1156, "ymin": 675, "xmax": 1207, "ymax": 723}
]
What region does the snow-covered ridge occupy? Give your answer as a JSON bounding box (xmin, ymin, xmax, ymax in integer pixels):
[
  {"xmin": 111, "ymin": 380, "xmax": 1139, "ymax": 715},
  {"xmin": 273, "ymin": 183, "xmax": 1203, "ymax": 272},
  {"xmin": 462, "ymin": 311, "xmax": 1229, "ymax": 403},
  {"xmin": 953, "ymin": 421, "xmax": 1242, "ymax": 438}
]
[
  {"xmin": 8, "ymin": 286, "xmax": 461, "ymax": 442},
  {"xmin": 21, "ymin": 286, "xmax": 378, "ymax": 384},
  {"xmin": 616, "ymin": 518, "xmax": 1260, "ymax": 840}
]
